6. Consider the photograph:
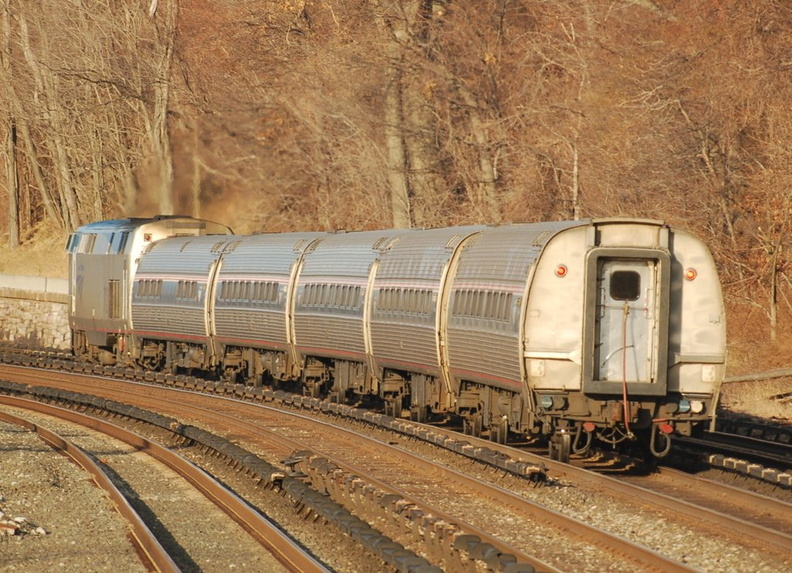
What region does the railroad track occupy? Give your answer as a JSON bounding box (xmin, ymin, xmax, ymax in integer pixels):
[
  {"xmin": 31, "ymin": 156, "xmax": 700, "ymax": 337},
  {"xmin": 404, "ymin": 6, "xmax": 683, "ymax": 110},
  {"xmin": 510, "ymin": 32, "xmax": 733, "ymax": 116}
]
[
  {"xmin": 0, "ymin": 396, "xmax": 327, "ymax": 573},
  {"xmin": 0, "ymin": 360, "xmax": 789, "ymax": 570},
  {"xmin": 1, "ymin": 366, "xmax": 688, "ymax": 573},
  {"xmin": 4, "ymin": 346, "xmax": 790, "ymax": 570}
]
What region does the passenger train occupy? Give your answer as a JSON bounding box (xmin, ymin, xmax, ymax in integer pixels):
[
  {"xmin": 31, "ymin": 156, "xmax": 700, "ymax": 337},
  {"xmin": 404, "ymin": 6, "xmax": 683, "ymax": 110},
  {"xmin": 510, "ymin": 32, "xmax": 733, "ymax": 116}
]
[{"xmin": 67, "ymin": 215, "xmax": 726, "ymax": 461}]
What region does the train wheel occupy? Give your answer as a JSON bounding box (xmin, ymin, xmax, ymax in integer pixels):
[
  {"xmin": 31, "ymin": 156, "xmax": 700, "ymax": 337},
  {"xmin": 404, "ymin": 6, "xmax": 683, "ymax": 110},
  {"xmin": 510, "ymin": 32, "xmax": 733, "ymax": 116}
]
[
  {"xmin": 409, "ymin": 406, "xmax": 424, "ymax": 423},
  {"xmin": 549, "ymin": 432, "xmax": 571, "ymax": 463}
]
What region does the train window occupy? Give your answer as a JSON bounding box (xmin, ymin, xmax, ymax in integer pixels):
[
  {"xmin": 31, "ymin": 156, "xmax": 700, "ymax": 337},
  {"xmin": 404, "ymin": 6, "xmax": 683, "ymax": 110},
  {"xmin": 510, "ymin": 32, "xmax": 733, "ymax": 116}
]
[
  {"xmin": 106, "ymin": 233, "xmax": 115, "ymax": 254},
  {"xmin": 378, "ymin": 288, "xmax": 395, "ymax": 313},
  {"xmin": 452, "ymin": 290, "xmax": 465, "ymax": 316},
  {"xmin": 149, "ymin": 280, "xmax": 161, "ymax": 297},
  {"xmin": 79, "ymin": 233, "xmax": 97, "ymax": 253},
  {"xmin": 340, "ymin": 285, "xmax": 349, "ymax": 308},
  {"xmin": 352, "ymin": 286, "xmax": 361, "ymax": 310},
  {"xmin": 610, "ymin": 271, "xmax": 641, "ymax": 301},
  {"xmin": 177, "ymin": 281, "xmax": 198, "ymax": 300},
  {"xmin": 116, "ymin": 232, "xmax": 129, "ymax": 254}
]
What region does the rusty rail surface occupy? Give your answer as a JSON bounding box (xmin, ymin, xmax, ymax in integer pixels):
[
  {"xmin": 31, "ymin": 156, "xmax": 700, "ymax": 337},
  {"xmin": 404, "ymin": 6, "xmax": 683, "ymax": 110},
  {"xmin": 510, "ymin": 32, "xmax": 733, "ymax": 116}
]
[
  {"xmin": 8, "ymin": 373, "xmax": 695, "ymax": 573},
  {"xmin": 397, "ymin": 416, "xmax": 792, "ymax": 558},
  {"xmin": 3, "ymin": 353, "xmax": 791, "ymax": 570},
  {"xmin": 0, "ymin": 395, "xmax": 329, "ymax": 573},
  {"xmin": 0, "ymin": 404, "xmax": 179, "ymax": 573},
  {"xmin": 0, "ymin": 368, "xmax": 691, "ymax": 573}
]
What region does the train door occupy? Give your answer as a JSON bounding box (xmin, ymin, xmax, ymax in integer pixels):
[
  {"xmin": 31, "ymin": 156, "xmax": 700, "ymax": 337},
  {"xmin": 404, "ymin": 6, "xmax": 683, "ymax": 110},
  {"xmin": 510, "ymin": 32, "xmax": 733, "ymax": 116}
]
[
  {"xmin": 595, "ymin": 260, "xmax": 656, "ymax": 383},
  {"xmin": 583, "ymin": 250, "xmax": 669, "ymax": 396}
]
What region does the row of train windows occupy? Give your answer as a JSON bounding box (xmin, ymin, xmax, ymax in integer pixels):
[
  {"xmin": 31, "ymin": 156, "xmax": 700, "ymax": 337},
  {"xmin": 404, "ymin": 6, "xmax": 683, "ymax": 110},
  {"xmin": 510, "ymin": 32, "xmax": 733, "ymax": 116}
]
[
  {"xmin": 176, "ymin": 281, "xmax": 199, "ymax": 300},
  {"xmin": 377, "ymin": 288, "xmax": 433, "ymax": 317},
  {"xmin": 452, "ymin": 289, "xmax": 514, "ymax": 322},
  {"xmin": 219, "ymin": 280, "xmax": 279, "ymax": 303},
  {"xmin": 302, "ymin": 284, "xmax": 362, "ymax": 310},
  {"xmin": 134, "ymin": 278, "xmax": 512, "ymax": 322},
  {"xmin": 67, "ymin": 232, "xmax": 130, "ymax": 254},
  {"xmin": 137, "ymin": 279, "xmax": 163, "ymax": 298}
]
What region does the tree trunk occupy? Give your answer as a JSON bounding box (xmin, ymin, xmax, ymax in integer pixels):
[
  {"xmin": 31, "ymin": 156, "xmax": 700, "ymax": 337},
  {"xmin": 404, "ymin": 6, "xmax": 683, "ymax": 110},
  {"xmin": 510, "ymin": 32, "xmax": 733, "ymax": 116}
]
[
  {"xmin": 456, "ymin": 82, "xmax": 500, "ymax": 223},
  {"xmin": 150, "ymin": 0, "xmax": 178, "ymax": 215},
  {"xmin": 18, "ymin": 14, "xmax": 81, "ymax": 230},
  {"xmin": 2, "ymin": 113, "xmax": 19, "ymax": 246},
  {"xmin": 1, "ymin": 2, "xmax": 19, "ymax": 245},
  {"xmin": 372, "ymin": 0, "xmax": 412, "ymax": 228}
]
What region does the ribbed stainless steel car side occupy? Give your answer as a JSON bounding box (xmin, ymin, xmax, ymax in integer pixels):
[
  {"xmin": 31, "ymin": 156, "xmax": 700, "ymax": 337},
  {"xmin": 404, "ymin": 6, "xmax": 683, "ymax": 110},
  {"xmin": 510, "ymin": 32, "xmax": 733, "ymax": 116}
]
[
  {"xmin": 369, "ymin": 226, "xmax": 484, "ymax": 378},
  {"xmin": 446, "ymin": 221, "xmax": 583, "ymax": 391},
  {"xmin": 213, "ymin": 233, "xmax": 327, "ymax": 354},
  {"xmin": 132, "ymin": 235, "xmax": 232, "ymax": 342},
  {"xmin": 294, "ymin": 230, "xmax": 409, "ymax": 361}
]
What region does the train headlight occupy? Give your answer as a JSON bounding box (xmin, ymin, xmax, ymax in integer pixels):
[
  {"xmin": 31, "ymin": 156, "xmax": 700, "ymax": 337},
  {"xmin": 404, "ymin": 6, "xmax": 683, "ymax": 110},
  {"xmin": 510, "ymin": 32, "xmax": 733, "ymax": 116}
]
[
  {"xmin": 690, "ymin": 400, "xmax": 705, "ymax": 414},
  {"xmin": 684, "ymin": 268, "xmax": 697, "ymax": 281},
  {"xmin": 555, "ymin": 265, "xmax": 568, "ymax": 277},
  {"xmin": 540, "ymin": 395, "xmax": 554, "ymax": 409},
  {"xmin": 678, "ymin": 399, "xmax": 691, "ymax": 413}
]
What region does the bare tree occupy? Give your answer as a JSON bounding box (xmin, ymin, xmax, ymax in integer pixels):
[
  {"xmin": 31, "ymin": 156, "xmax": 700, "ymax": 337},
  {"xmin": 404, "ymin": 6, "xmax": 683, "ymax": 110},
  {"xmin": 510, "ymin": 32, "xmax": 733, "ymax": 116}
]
[{"xmin": 148, "ymin": 0, "xmax": 178, "ymax": 215}]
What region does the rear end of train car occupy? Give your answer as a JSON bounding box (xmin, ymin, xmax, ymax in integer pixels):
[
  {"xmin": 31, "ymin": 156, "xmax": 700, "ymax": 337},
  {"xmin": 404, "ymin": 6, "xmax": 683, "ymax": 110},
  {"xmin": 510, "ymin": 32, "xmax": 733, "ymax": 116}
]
[{"xmin": 523, "ymin": 219, "xmax": 726, "ymax": 458}]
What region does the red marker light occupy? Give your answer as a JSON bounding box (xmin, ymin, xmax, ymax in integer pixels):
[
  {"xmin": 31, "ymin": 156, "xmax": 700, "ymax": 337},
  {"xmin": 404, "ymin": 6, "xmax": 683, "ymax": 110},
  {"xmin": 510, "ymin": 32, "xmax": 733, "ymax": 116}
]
[
  {"xmin": 555, "ymin": 265, "xmax": 568, "ymax": 277},
  {"xmin": 144, "ymin": 233, "xmax": 152, "ymax": 242},
  {"xmin": 684, "ymin": 268, "xmax": 697, "ymax": 281}
]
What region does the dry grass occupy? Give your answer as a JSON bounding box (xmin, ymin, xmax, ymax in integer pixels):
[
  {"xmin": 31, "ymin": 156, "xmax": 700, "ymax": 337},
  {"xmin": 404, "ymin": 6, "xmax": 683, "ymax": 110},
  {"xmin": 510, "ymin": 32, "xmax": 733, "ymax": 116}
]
[
  {"xmin": 719, "ymin": 379, "xmax": 792, "ymax": 424},
  {"xmin": 0, "ymin": 222, "xmax": 69, "ymax": 278}
]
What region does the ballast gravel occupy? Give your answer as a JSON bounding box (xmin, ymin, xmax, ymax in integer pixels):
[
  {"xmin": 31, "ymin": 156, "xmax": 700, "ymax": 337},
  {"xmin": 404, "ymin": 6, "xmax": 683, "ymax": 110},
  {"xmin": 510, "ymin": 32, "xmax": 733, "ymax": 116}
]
[
  {"xmin": 0, "ymin": 407, "xmax": 388, "ymax": 573},
  {"xmin": 0, "ymin": 418, "xmax": 146, "ymax": 572},
  {"xmin": 1, "ymin": 400, "xmax": 790, "ymax": 573}
]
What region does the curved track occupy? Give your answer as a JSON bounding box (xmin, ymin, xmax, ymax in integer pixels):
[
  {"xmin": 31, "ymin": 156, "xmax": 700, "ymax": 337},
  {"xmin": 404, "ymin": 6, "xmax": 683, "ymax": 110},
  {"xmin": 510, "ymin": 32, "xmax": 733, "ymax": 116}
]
[
  {"xmin": 1, "ymin": 356, "xmax": 791, "ymax": 571},
  {"xmin": 2, "ymin": 364, "xmax": 698, "ymax": 573},
  {"xmin": 0, "ymin": 395, "xmax": 328, "ymax": 573}
]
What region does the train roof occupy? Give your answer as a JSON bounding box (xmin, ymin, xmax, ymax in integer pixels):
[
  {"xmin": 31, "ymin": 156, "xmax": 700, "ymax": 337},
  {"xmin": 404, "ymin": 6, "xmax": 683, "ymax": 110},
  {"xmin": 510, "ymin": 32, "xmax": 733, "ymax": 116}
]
[{"xmin": 73, "ymin": 215, "xmax": 233, "ymax": 235}]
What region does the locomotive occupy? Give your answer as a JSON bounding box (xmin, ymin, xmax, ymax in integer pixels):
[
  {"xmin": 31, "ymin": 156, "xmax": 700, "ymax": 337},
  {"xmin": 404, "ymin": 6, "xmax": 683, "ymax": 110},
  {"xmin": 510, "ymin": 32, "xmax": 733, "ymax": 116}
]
[{"xmin": 67, "ymin": 215, "xmax": 726, "ymax": 461}]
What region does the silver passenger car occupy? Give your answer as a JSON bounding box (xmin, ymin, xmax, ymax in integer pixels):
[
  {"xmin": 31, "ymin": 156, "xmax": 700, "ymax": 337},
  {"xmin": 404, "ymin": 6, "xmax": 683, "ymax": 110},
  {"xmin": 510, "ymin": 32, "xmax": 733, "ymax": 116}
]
[
  {"xmin": 131, "ymin": 234, "xmax": 236, "ymax": 370},
  {"xmin": 292, "ymin": 229, "xmax": 410, "ymax": 397},
  {"xmin": 213, "ymin": 232, "xmax": 327, "ymax": 381},
  {"xmin": 68, "ymin": 215, "xmax": 726, "ymax": 460},
  {"xmin": 370, "ymin": 226, "xmax": 482, "ymax": 396}
]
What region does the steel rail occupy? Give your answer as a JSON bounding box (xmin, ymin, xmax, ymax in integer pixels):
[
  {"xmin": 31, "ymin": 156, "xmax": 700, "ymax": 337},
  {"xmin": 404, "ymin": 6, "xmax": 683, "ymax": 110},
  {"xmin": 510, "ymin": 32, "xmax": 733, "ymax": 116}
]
[
  {"xmin": 0, "ymin": 404, "xmax": 179, "ymax": 573},
  {"xmin": 60, "ymin": 379, "xmax": 692, "ymax": 573},
  {"xmin": 0, "ymin": 395, "xmax": 329, "ymax": 573},
  {"xmin": 406, "ymin": 418, "xmax": 792, "ymax": 558}
]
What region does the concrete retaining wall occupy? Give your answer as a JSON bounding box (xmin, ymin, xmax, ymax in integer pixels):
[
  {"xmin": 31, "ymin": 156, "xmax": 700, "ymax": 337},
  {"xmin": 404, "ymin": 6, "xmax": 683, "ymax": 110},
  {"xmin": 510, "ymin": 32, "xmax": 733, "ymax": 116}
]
[{"xmin": 0, "ymin": 274, "xmax": 70, "ymax": 349}]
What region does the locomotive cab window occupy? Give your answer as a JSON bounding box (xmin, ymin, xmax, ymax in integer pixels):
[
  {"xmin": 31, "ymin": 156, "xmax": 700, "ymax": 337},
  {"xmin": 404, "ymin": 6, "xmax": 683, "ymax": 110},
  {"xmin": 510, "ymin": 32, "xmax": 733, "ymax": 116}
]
[{"xmin": 610, "ymin": 270, "xmax": 641, "ymax": 301}]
